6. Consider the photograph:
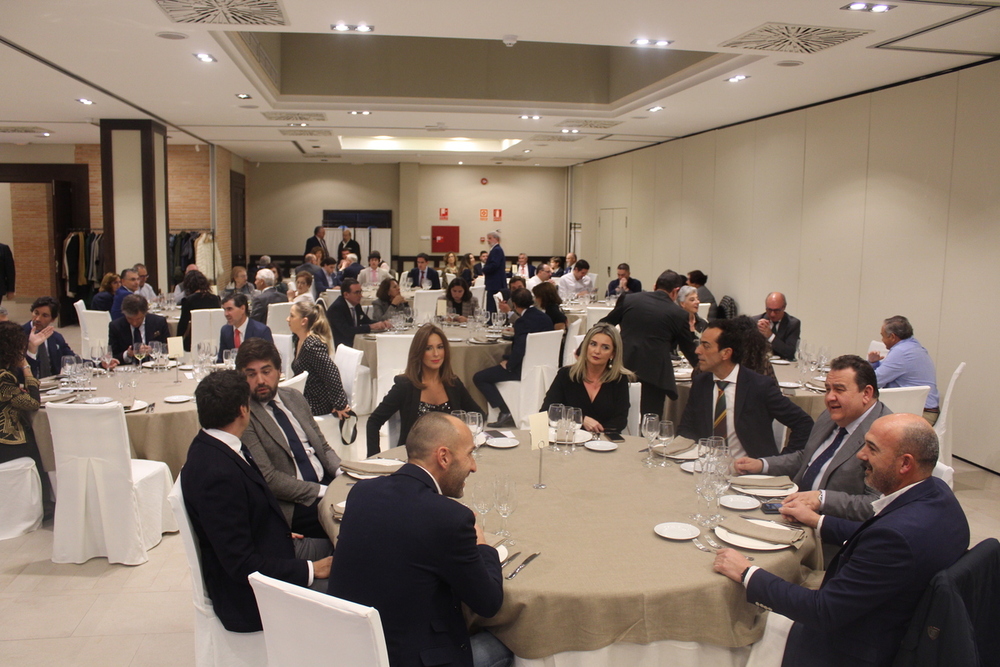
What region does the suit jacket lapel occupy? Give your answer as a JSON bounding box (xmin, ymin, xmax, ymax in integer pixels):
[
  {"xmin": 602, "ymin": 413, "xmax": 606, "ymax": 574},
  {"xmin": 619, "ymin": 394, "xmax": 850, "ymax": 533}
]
[
  {"xmin": 820, "ymin": 403, "xmax": 884, "ymax": 485},
  {"xmin": 250, "ymin": 400, "xmax": 293, "ymax": 458}
]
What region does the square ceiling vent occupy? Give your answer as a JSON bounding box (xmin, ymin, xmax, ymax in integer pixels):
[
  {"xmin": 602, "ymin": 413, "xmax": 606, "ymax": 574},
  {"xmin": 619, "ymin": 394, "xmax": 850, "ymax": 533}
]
[
  {"xmin": 262, "ymin": 112, "xmax": 328, "ymax": 122},
  {"xmin": 155, "ymin": 0, "xmax": 286, "ymax": 25},
  {"xmin": 720, "ymin": 23, "xmax": 871, "ymax": 54}
]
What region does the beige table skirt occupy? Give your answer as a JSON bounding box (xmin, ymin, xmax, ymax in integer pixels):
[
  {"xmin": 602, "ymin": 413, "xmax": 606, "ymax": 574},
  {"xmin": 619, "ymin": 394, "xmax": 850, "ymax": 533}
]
[{"xmin": 319, "ymin": 435, "xmax": 820, "ymax": 659}]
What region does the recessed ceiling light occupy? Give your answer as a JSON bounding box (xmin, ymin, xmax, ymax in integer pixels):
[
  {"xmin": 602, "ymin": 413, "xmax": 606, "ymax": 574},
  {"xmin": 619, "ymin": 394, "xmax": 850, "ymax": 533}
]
[
  {"xmin": 355, "ymin": 24, "xmax": 372, "ymax": 32},
  {"xmin": 849, "ymin": 2, "xmax": 868, "ymax": 8},
  {"xmin": 40, "ymin": 132, "xmax": 51, "ymax": 137},
  {"xmin": 330, "ymin": 23, "xmax": 375, "ymax": 33},
  {"xmin": 77, "ymin": 98, "xmax": 95, "ymax": 105},
  {"xmin": 648, "ymin": 105, "xmax": 664, "ymax": 112},
  {"xmin": 727, "ymin": 74, "xmax": 749, "ymax": 83},
  {"xmin": 776, "ymin": 60, "xmax": 803, "ymax": 67},
  {"xmin": 349, "ymin": 111, "xmax": 372, "ymax": 115},
  {"xmin": 631, "ymin": 38, "xmax": 672, "ymax": 47},
  {"xmin": 458, "ymin": 161, "xmax": 464, "ymax": 165},
  {"xmin": 842, "ymin": 2, "xmax": 895, "ymax": 11},
  {"xmin": 654, "ymin": 40, "xmax": 672, "ymax": 47},
  {"xmin": 156, "ymin": 32, "xmax": 188, "ymax": 40},
  {"xmin": 333, "ymin": 23, "xmax": 350, "ymax": 31},
  {"xmin": 236, "ymin": 93, "xmax": 252, "ymax": 99},
  {"xmin": 289, "ymin": 123, "xmax": 308, "ymax": 127},
  {"xmin": 523, "ymin": 149, "xmax": 531, "ymax": 153},
  {"xmin": 194, "ymin": 53, "xmax": 217, "ymax": 63},
  {"xmin": 871, "ymin": 4, "xmax": 891, "ymax": 11},
  {"xmin": 519, "ymin": 115, "xmax": 542, "ymax": 120}
]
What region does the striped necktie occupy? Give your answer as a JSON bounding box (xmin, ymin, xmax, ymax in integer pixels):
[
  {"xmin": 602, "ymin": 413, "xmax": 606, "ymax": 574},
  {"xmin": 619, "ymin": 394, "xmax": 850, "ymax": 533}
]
[
  {"xmin": 713, "ymin": 380, "xmax": 729, "ymax": 440},
  {"xmin": 800, "ymin": 427, "xmax": 849, "ymax": 490}
]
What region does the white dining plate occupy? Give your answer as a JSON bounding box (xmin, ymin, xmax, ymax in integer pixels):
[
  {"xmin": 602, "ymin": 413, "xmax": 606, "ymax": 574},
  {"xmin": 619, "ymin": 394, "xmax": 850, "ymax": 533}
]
[
  {"xmin": 124, "ymin": 399, "xmax": 148, "ymax": 413},
  {"xmin": 679, "ymin": 460, "xmax": 703, "ymax": 473},
  {"xmin": 468, "ymin": 339, "xmax": 495, "ymax": 345},
  {"xmin": 714, "ymin": 518, "xmax": 795, "ymax": 551},
  {"xmin": 719, "ymin": 495, "xmax": 762, "ymax": 511},
  {"xmin": 48, "ymin": 387, "xmax": 76, "ymax": 395},
  {"xmin": 164, "ymin": 395, "xmax": 194, "ymax": 403},
  {"xmin": 83, "ymin": 396, "xmax": 114, "ymax": 404},
  {"xmin": 813, "ymin": 375, "xmax": 827, "ymax": 383},
  {"xmin": 674, "ymin": 370, "xmax": 693, "ymax": 379},
  {"xmin": 653, "ymin": 522, "xmax": 701, "ymax": 541},
  {"xmin": 178, "ymin": 364, "xmax": 194, "ymax": 371},
  {"xmin": 486, "ymin": 437, "xmax": 519, "ymax": 449},
  {"xmin": 778, "ymin": 381, "xmax": 801, "ymax": 389},
  {"xmin": 496, "ymin": 545, "xmax": 508, "ymax": 562},
  {"xmin": 547, "ymin": 428, "xmax": 591, "ymax": 444},
  {"xmin": 334, "ymin": 501, "xmax": 346, "ymax": 515},
  {"xmin": 585, "ymin": 440, "xmax": 618, "ymax": 452},
  {"xmin": 729, "ymin": 475, "xmax": 799, "ymax": 498},
  {"xmin": 344, "ymin": 470, "xmax": 379, "ymax": 480},
  {"xmin": 142, "ymin": 360, "xmax": 178, "ymax": 368},
  {"xmin": 344, "ymin": 458, "xmax": 402, "ymax": 480},
  {"xmin": 771, "ymin": 359, "xmax": 791, "ymax": 365},
  {"xmin": 446, "ymin": 337, "xmax": 462, "ymax": 343}
]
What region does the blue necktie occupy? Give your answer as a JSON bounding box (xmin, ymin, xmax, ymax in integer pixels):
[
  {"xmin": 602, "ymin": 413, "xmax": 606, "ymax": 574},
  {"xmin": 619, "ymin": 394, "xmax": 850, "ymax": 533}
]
[
  {"xmin": 800, "ymin": 427, "xmax": 849, "ymax": 491},
  {"xmin": 269, "ymin": 400, "xmax": 319, "ymax": 483}
]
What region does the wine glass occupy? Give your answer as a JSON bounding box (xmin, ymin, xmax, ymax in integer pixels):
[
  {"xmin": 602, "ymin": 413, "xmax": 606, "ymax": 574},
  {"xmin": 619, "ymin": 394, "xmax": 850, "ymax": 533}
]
[
  {"xmin": 641, "ymin": 413, "xmax": 659, "ymax": 468},
  {"xmin": 149, "ymin": 341, "xmax": 164, "ymax": 372},
  {"xmin": 493, "ymin": 476, "xmax": 517, "ymax": 545},
  {"xmin": 133, "ymin": 343, "xmax": 147, "ymax": 372},
  {"xmin": 470, "ymin": 480, "xmax": 492, "ymax": 531},
  {"xmin": 547, "ymin": 403, "xmax": 564, "ymax": 452},
  {"xmin": 90, "ymin": 343, "xmax": 105, "ymax": 372},
  {"xmin": 567, "ymin": 407, "xmax": 583, "ymax": 453},
  {"xmin": 100, "ymin": 345, "xmax": 115, "ymax": 373},
  {"xmin": 657, "ymin": 420, "xmax": 675, "ymax": 468},
  {"xmin": 465, "ymin": 412, "xmax": 484, "ymax": 455}
]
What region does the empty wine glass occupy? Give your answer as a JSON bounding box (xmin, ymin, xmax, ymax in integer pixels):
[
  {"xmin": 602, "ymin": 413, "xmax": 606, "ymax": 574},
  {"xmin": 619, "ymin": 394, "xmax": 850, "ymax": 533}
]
[
  {"xmin": 471, "ymin": 479, "xmax": 492, "ymax": 531},
  {"xmin": 641, "ymin": 413, "xmax": 659, "ymax": 468},
  {"xmin": 567, "ymin": 407, "xmax": 583, "ymax": 453},
  {"xmin": 547, "ymin": 403, "xmax": 564, "ymax": 452},
  {"xmin": 465, "ymin": 412, "xmax": 484, "ymax": 455},
  {"xmin": 493, "ymin": 476, "xmax": 517, "ymax": 545},
  {"xmin": 657, "ymin": 420, "xmax": 675, "ymax": 468}
]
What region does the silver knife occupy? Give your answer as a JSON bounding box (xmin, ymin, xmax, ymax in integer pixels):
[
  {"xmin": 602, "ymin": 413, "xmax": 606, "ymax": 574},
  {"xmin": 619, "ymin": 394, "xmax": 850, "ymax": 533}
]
[
  {"xmin": 505, "ymin": 552, "xmax": 540, "ymax": 579},
  {"xmin": 500, "ymin": 551, "xmax": 521, "ymax": 568}
]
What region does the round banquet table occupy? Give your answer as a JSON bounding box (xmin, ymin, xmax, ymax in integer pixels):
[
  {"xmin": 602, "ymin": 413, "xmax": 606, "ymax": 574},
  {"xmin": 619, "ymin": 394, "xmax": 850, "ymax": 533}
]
[
  {"xmin": 318, "ymin": 434, "xmax": 821, "ymax": 662},
  {"xmin": 351, "ymin": 323, "xmax": 512, "ymax": 407},
  {"xmin": 31, "ymin": 366, "xmax": 202, "ymax": 477}
]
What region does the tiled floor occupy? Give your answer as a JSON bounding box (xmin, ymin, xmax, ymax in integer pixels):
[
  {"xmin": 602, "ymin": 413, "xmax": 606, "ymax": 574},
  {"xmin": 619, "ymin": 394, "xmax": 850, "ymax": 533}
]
[{"xmin": 1, "ymin": 300, "xmax": 997, "ymax": 665}]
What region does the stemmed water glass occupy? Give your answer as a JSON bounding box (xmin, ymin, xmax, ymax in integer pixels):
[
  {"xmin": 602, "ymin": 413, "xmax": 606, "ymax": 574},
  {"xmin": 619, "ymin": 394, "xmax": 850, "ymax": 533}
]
[
  {"xmin": 493, "ymin": 475, "xmax": 517, "ymax": 545},
  {"xmin": 465, "ymin": 412, "xmax": 484, "ymax": 456},
  {"xmin": 641, "ymin": 413, "xmax": 659, "ymax": 467},
  {"xmin": 657, "ymin": 420, "xmax": 675, "ymax": 467},
  {"xmin": 471, "ymin": 480, "xmax": 492, "ymax": 531},
  {"xmin": 90, "ymin": 343, "xmax": 105, "ymax": 373},
  {"xmin": 566, "ymin": 407, "xmax": 583, "ymax": 453},
  {"xmin": 547, "ymin": 403, "xmax": 564, "ymax": 452},
  {"xmin": 149, "ymin": 341, "xmax": 164, "ymax": 372}
]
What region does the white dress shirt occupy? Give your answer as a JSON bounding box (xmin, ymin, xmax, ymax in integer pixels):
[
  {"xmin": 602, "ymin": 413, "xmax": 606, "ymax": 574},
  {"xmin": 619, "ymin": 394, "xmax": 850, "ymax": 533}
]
[
  {"xmin": 262, "ymin": 395, "xmax": 329, "ymax": 496},
  {"xmin": 711, "ymin": 364, "xmax": 745, "ymax": 459},
  {"xmin": 557, "ymin": 272, "xmax": 595, "ymax": 300}
]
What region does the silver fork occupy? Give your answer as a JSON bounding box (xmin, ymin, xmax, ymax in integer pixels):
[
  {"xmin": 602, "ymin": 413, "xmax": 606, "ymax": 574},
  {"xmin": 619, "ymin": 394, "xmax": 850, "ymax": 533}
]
[{"xmin": 693, "ymin": 537, "xmax": 754, "ymax": 561}]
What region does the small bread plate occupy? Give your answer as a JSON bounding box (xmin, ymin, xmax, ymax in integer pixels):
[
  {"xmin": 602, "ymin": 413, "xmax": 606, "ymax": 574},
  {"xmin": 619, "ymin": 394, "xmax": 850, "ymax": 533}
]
[
  {"xmin": 334, "ymin": 500, "xmax": 346, "ymax": 514},
  {"xmin": 679, "ymin": 460, "xmax": 704, "ymax": 473},
  {"xmin": 123, "ymin": 399, "xmax": 149, "ymax": 413},
  {"xmin": 714, "ymin": 518, "xmax": 795, "ymax": 551},
  {"xmin": 719, "ymin": 495, "xmax": 762, "ymax": 511},
  {"xmin": 496, "ymin": 544, "xmax": 508, "ymax": 562},
  {"xmin": 729, "ymin": 475, "xmax": 799, "ymax": 498},
  {"xmin": 486, "ymin": 437, "xmax": 519, "ymax": 449},
  {"xmin": 585, "ymin": 439, "xmax": 618, "ymax": 452},
  {"xmin": 813, "ymin": 375, "xmax": 827, "ymax": 383},
  {"xmin": 474, "ymin": 432, "xmax": 487, "ymax": 446},
  {"xmin": 164, "ymin": 395, "xmax": 194, "ymax": 404},
  {"xmin": 548, "ymin": 428, "xmax": 592, "ymax": 444},
  {"xmin": 83, "ymin": 396, "xmax": 115, "ymax": 405},
  {"xmin": 771, "ymin": 359, "xmax": 791, "ymax": 365},
  {"xmin": 468, "ymin": 338, "xmax": 495, "ymax": 345},
  {"xmin": 344, "ymin": 458, "xmax": 401, "ymax": 480},
  {"xmin": 446, "ymin": 337, "xmax": 462, "ymax": 343},
  {"xmin": 778, "ymin": 381, "xmax": 801, "ymax": 389},
  {"xmin": 178, "ymin": 364, "xmax": 194, "ymax": 371},
  {"xmin": 654, "ymin": 522, "xmax": 701, "ymax": 541}
]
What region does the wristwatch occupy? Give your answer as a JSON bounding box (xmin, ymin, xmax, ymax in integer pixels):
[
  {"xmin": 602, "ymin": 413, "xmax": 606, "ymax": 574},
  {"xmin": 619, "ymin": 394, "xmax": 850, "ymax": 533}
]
[{"xmin": 740, "ymin": 566, "xmax": 752, "ymax": 583}]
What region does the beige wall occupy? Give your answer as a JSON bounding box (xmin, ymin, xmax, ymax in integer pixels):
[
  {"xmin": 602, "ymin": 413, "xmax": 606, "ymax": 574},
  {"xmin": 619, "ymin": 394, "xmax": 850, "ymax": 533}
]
[
  {"xmin": 570, "ymin": 59, "xmax": 1000, "ymax": 470},
  {"xmin": 0, "ymin": 183, "xmax": 11, "ymax": 246}
]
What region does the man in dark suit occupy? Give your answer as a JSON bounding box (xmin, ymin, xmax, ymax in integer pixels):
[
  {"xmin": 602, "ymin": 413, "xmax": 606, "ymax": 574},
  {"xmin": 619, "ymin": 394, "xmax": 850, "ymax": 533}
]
[
  {"xmin": 181, "ymin": 370, "xmax": 332, "ymax": 633},
  {"xmin": 474, "ymin": 288, "xmax": 554, "ymax": 428},
  {"xmin": 108, "ymin": 294, "xmax": 171, "ymax": 364},
  {"xmin": 756, "ymin": 292, "xmax": 801, "ymax": 361},
  {"xmin": 678, "ymin": 319, "xmax": 814, "ymax": 459},
  {"xmin": 237, "ymin": 338, "xmax": 341, "ymax": 538},
  {"xmin": 406, "ymin": 253, "xmax": 441, "ymax": 290},
  {"xmin": 736, "ymin": 355, "xmax": 890, "ymax": 522},
  {"xmin": 715, "ymin": 413, "xmax": 969, "ymax": 667},
  {"xmin": 23, "ymin": 296, "xmax": 75, "ymax": 378},
  {"xmin": 326, "ymin": 278, "xmax": 390, "ymax": 349},
  {"xmin": 336, "ymin": 228, "xmax": 361, "ymax": 263},
  {"xmin": 602, "ymin": 270, "xmax": 698, "ymax": 417},
  {"xmin": 110, "ymin": 267, "xmax": 140, "ymax": 320},
  {"xmin": 483, "ymin": 232, "xmax": 506, "ymax": 313},
  {"xmin": 250, "ymin": 268, "xmax": 287, "ymax": 325},
  {"xmin": 606, "ymin": 262, "xmax": 642, "ymax": 298},
  {"xmin": 303, "ymin": 225, "xmax": 329, "ymax": 257},
  {"xmin": 217, "ymin": 293, "xmax": 272, "ymax": 362},
  {"xmin": 473, "ymin": 250, "xmax": 488, "ymax": 278},
  {"xmin": 0, "ymin": 242, "xmax": 14, "ymax": 305},
  {"xmin": 329, "ymin": 412, "xmax": 511, "ymax": 667},
  {"xmin": 341, "ymin": 253, "xmax": 363, "ymax": 281},
  {"xmin": 509, "ymin": 253, "xmax": 535, "ymax": 280}
]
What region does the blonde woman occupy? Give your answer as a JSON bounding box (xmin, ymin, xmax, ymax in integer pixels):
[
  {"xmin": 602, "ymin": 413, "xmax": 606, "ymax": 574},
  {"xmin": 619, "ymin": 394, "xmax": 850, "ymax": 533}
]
[
  {"xmin": 287, "ymin": 301, "xmax": 349, "ymax": 417},
  {"xmin": 541, "ymin": 322, "xmax": 634, "ymax": 433}
]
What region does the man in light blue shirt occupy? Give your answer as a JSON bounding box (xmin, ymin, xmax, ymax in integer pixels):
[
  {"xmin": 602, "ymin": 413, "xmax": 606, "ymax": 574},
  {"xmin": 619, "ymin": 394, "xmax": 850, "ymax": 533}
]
[{"xmin": 868, "ymin": 315, "xmax": 939, "ymax": 424}]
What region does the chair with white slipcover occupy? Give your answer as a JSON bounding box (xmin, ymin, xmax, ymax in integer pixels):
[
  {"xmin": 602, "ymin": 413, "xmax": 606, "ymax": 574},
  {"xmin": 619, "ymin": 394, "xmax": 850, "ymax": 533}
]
[
  {"xmin": 267, "ymin": 302, "xmax": 294, "ymax": 336},
  {"xmin": 334, "ymin": 344, "xmax": 372, "ymax": 416},
  {"xmin": 878, "ymin": 386, "xmax": 931, "ymax": 417},
  {"xmin": 277, "ymin": 370, "xmax": 308, "ymax": 394},
  {"xmin": 496, "ymin": 329, "xmax": 564, "ymax": 429},
  {"xmin": 561, "ymin": 319, "xmax": 584, "ymax": 367},
  {"xmin": 191, "ymin": 308, "xmax": 226, "ymax": 356},
  {"xmin": 412, "ymin": 289, "xmax": 444, "ymax": 323},
  {"xmin": 0, "ymin": 457, "xmax": 43, "ymax": 540},
  {"xmin": 934, "ymin": 362, "xmax": 966, "ymax": 466},
  {"xmin": 272, "ymin": 334, "xmax": 295, "ymax": 379}
]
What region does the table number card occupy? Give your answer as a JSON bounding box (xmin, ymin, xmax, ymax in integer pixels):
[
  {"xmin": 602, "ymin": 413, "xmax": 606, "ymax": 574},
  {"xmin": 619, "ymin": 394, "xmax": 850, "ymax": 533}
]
[
  {"xmin": 528, "ymin": 412, "xmax": 548, "ymax": 451},
  {"xmin": 167, "ymin": 336, "xmax": 184, "ymax": 360},
  {"xmin": 436, "ymin": 299, "xmax": 448, "ymax": 318}
]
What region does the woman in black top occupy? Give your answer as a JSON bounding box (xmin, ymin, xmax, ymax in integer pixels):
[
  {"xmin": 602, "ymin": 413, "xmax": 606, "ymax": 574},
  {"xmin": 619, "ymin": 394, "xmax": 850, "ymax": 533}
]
[
  {"xmin": 439, "ymin": 277, "xmax": 478, "ymax": 322},
  {"xmin": 366, "ymin": 324, "xmax": 484, "ymax": 456},
  {"xmin": 91, "ymin": 272, "xmax": 119, "ymax": 311},
  {"xmin": 677, "ymin": 285, "xmax": 708, "ymax": 337},
  {"xmin": 532, "ymin": 282, "xmax": 567, "ymax": 331},
  {"xmin": 542, "ymin": 322, "xmax": 633, "ymax": 434},
  {"xmin": 177, "ymin": 270, "xmax": 222, "ymax": 351},
  {"xmin": 287, "ymin": 301, "xmax": 350, "ymax": 416}
]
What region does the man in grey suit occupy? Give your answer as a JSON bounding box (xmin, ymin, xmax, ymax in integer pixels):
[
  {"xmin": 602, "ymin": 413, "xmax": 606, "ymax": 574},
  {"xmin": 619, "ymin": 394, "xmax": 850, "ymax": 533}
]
[
  {"xmin": 250, "ymin": 268, "xmax": 287, "ymax": 325},
  {"xmin": 735, "ymin": 354, "xmax": 889, "ymax": 522},
  {"xmin": 236, "ymin": 338, "xmax": 342, "ymax": 541}
]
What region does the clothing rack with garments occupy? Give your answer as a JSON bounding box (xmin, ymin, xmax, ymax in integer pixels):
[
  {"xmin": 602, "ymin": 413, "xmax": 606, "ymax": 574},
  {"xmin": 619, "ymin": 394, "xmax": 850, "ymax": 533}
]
[
  {"xmin": 61, "ymin": 230, "xmax": 104, "ymax": 297},
  {"xmin": 168, "ymin": 230, "xmax": 222, "ymax": 288}
]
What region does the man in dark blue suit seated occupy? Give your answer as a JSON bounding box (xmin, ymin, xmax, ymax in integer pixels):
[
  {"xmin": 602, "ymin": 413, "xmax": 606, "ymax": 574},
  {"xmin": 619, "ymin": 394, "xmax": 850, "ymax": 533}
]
[
  {"xmin": 217, "ymin": 293, "xmax": 272, "ymax": 362},
  {"xmin": 181, "ymin": 370, "xmax": 333, "ymax": 633},
  {"xmin": 108, "ymin": 295, "xmax": 171, "ymax": 365},
  {"xmin": 474, "ymin": 288, "xmax": 554, "ymax": 428},
  {"xmin": 606, "ymin": 262, "xmax": 642, "ymax": 298},
  {"xmin": 329, "ymin": 412, "xmax": 512, "ymax": 667},
  {"xmin": 714, "ymin": 413, "xmax": 969, "ymax": 667},
  {"xmin": 341, "ymin": 253, "xmax": 363, "ymax": 281},
  {"xmin": 22, "ymin": 296, "xmax": 76, "ymax": 378},
  {"xmin": 406, "ymin": 253, "xmax": 441, "ymax": 290},
  {"xmin": 678, "ymin": 319, "xmax": 813, "ymax": 459},
  {"xmin": 110, "ymin": 267, "xmax": 140, "ymax": 320}
]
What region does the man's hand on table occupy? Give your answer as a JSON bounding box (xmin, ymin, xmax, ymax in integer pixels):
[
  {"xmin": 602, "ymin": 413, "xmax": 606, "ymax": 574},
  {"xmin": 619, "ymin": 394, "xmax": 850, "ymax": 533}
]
[
  {"xmin": 782, "ymin": 490, "xmax": 820, "ymax": 512},
  {"xmin": 778, "ymin": 499, "xmax": 821, "ymax": 529},
  {"xmin": 371, "ymin": 321, "xmax": 391, "ymax": 332},
  {"xmin": 713, "ymin": 549, "xmax": 752, "ymax": 583},
  {"xmin": 734, "ymin": 457, "xmax": 763, "ymax": 475},
  {"xmin": 313, "ymin": 556, "xmax": 333, "ymax": 579}
]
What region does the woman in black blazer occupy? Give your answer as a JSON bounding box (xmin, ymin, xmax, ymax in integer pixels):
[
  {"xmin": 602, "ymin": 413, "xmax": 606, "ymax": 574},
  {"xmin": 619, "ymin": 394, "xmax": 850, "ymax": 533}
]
[
  {"xmin": 542, "ymin": 322, "xmax": 633, "ymax": 434},
  {"xmin": 366, "ymin": 324, "xmax": 484, "ymax": 456},
  {"xmin": 177, "ymin": 270, "xmax": 222, "ymax": 351}
]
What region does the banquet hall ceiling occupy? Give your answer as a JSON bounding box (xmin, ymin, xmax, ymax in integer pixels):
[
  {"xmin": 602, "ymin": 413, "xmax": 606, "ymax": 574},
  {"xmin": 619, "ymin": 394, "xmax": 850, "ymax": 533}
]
[{"xmin": 1, "ymin": 0, "xmax": 998, "ymax": 167}]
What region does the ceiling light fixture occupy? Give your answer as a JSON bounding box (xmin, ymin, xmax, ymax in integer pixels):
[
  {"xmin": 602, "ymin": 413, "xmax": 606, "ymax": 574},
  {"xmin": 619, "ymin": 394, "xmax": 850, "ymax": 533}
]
[
  {"xmin": 289, "ymin": 123, "xmax": 308, "ymax": 127},
  {"xmin": 77, "ymin": 98, "xmax": 95, "ymax": 105},
  {"xmin": 842, "ymin": 2, "xmax": 895, "ymax": 11},
  {"xmin": 349, "ymin": 110, "xmax": 372, "ymax": 115},
  {"xmin": 648, "ymin": 105, "xmax": 664, "ymax": 112},
  {"xmin": 727, "ymin": 74, "xmax": 749, "ymax": 83},
  {"xmin": 194, "ymin": 53, "xmax": 217, "ymax": 63},
  {"xmin": 523, "ymin": 149, "xmax": 531, "ymax": 153},
  {"xmin": 355, "ymin": 24, "xmax": 372, "ymax": 32},
  {"xmin": 236, "ymin": 93, "xmax": 252, "ymax": 99},
  {"xmin": 458, "ymin": 161, "xmax": 464, "ymax": 165},
  {"xmin": 631, "ymin": 38, "xmax": 673, "ymax": 47},
  {"xmin": 156, "ymin": 32, "xmax": 188, "ymax": 40},
  {"xmin": 40, "ymin": 132, "xmax": 51, "ymax": 137},
  {"xmin": 330, "ymin": 23, "xmax": 375, "ymax": 33},
  {"xmin": 519, "ymin": 115, "xmax": 542, "ymax": 120}
]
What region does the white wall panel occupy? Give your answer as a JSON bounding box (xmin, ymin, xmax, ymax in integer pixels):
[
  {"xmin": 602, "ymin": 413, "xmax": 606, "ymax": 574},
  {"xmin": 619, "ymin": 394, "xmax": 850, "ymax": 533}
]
[
  {"xmin": 678, "ymin": 132, "xmax": 716, "ymax": 278},
  {"xmin": 712, "ymin": 123, "xmax": 756, "ymax": 314},
  {"xmin": 652, "ymin": 142, "xmax": 684, "ymax": 283},
  {"xmin": 627, "ymin": 149, "xmax": 656, "ymax": 286}
]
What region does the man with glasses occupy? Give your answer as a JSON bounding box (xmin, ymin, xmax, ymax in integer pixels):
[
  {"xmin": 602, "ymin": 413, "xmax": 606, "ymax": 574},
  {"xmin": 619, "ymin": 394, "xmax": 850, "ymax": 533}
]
[
  {"xmin": 756, "ymin": 292, "xmax": 800, "ymax": 361},
  {"xmin": 133, "ymin": 263, "xmax": 157, "ymax": 301},
  {"xmin": 326, "ymin": 277, "xmax": 390, "ymax": 349}
]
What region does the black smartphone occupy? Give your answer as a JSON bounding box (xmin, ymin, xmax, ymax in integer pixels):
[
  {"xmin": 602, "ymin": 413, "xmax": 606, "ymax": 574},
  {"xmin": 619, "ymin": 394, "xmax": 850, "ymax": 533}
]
[
  {"xmin": 761, "ymin": 502, "xmax": 783, "ymax": 514},
  {"xmin": 605, "ymin": 432, "xmax": 625, "ymax": 443},
  {"xmin": 485, "ymin": 429, "xmax": 507, "ymax": 439}
]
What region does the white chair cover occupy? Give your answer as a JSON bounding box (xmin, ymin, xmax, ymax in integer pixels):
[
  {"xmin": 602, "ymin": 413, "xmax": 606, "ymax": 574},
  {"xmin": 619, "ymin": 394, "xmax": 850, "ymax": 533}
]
[
  {"xmin": 334, "ymin": 345, "xmax": 372, "ymax": 415},
  {"xmin": 375, "ymin": 334, "xmax": 415, "ymax": 405},
  {"xmin": 82, "ymin": 309, "xmax": 112, "ymax": 357},
  {"xmin": 278, "ymin": 370, "xmax": 308, "ymax": 393},
  {"xmin": 496, "ymin": 330, "xmax": 564, "ymax": 428},
  {"xmin": 932, "ymin": 461, "xmax": 955, "ymax": 489},
  {"xmin": 878, "ymin": 386, "xmax": 931, "ymax": 416},
  {"xmin": 470, "ymin": 284, "xmax": 486, "ymax": 308},
  {"xmin": 268, "ymin": 302, "xmax": 294, "ymax": 335},
  {"xmin": 0, "ymin": 457, "xmax": 43, "ymax": 540},
  {"xmin": 272, "ymin": 334, "xmax": 295, "ymax": 379},
  {"xmin": 562, "ymin": 319, "xmax": 584, "ymax": 367},
  {"xmin": 627, "ymin": 383, "xmax": 642, "ymax": 436},
  {"xmin": 168, "ymin": 478, "xmax": 267, "ymax": 667},
  {"xmin": 47, "ymin": 402, "xmax": 177, "ymax": 565},
  {"xmin": 586, "ymin": 305, "xmax": 613, "ymax": 331},
  {"xmin": 697, "ymin": 302, "xmax": 711, "ymax": 321},
  {"xmin": 191, "ymin": 308, "xmax": 226, "ymax": 353},
  {"xmin": 934, "ymin": 361, "xmax": 965, "ymax": 466},
  {"xmin": 73, "ymin": 299, "xmax": 90, "ymax": 358},
  {"xmin": 248, "ymin": 572, "xmax": 390, "ymax": 667},
  {"xmin": 412, "ymin": 289, "xmax": 444, "ymax": 322},
  {"xmin": 473, "ymin": 275, "xmax": 485, "ymax": 287}
]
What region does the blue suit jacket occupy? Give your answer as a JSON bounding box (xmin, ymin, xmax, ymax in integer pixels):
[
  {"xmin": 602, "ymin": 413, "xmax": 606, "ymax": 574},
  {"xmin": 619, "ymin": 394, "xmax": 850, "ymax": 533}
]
[
  {"xmin": 110, "ymin": 286, "xmax": 133, "ymax": 320},
  {"xmin": 747, "ymin": 476, "xmax": 969, "ymax": 667},
  {"xmin": 677, "ymin": 365, "xmax": 814, "ymax": 458},
  {"xmin": 217, "ymin": 318, "xmax": 273, "ymax": 362},
  {"xmin": 406, "ymin": 266, "xmax": 441, "ymax": 290},
  {"xmin": 181, "ymin": 430, "xmax": 309, "ymax": 633},
  {"xmin": 483, "ymin": 245, "xmax": 506, "ymax": 295},
  {"xmin": 329, "ymin": 464, "xmax": 503, "ymax": 667},
  {"xmin": 21, "ymin": 323, "xmax": 75, "ymax": 378},
  {"xmin": 506, "ymin": 305, "xmax": 554, "ymax": 376}
]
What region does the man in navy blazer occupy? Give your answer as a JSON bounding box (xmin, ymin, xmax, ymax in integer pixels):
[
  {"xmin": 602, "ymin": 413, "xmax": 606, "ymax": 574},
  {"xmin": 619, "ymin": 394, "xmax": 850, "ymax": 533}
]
[
  {"xmin": 678, "ymin": 319, "xmax": 813, "ymax": 458},
  {"xmin": 714, "ymin": 414, "xmax": 969, "ymax": 667},
  {"xmin": 22, "ymin": 296, "xmax": 76, "ymax": 378},
  {"xmin": 482, "ymin": 232, "xmax": 506, "ymax": 313},
  {"xmin": 181, "ymin": 370, "xmax": 332, "ymax": 633},
  {"xmin": 326, "ymin": 278, "xmax": 390, "ymax": 349},
  {"xmin": 217, "ymin": 293, "xmax": 272, "ymax": 362},
  {"xmin": 406, "ymin": 253, "xmax": 441, "ymax": 290},
  {"xmin": 329, "ymin": 412, "xmax": 510, "ymax": 667},
  {"xmin": 110, "ymin": 267, "xmax": 140, "ymax": 320},
  {"xmin": 756, "ymin": 292, "xmax": 801, "ymax": 360},
  {"xmin": 474, "ymin": 288, "xmax": 554, "ymax": 427},
  {"xmin": 108, "ymin": 295, "xmax": 171, "ymax": 364}
]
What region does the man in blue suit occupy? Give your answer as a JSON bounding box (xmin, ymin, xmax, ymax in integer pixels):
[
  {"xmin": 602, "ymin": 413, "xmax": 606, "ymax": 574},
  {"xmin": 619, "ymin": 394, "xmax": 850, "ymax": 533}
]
[
  {"xmin": 474, "ymin": 288, "xmax": 554, "ymax": 427},
  {"xmin": 110, "ymin": 267, "xmax": 140, "ymax": 320},
  {"xmin": 714, "ymin": 413, "xmax": 969, "ymax": 667},
  {"xmin": 482, "ymin": 231, "xmax": 506, "ymax": 313},
  {"xmin": 329, "ymin": 412, "xmax": 511, "ymax": 667},
  {"xmin": 218, "ymin": 293, "xmax": 272, "ymax": 362},
  {"xmin": 406, "ymin": 253, "xmax": 441, "ymax": 290},
  {"xmin": 22, "ymin": 296, "xmax": 75, "ymax": 378}
]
